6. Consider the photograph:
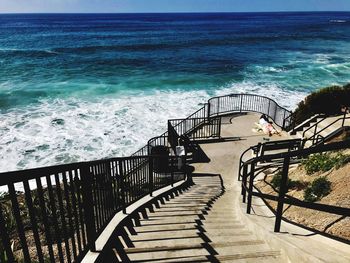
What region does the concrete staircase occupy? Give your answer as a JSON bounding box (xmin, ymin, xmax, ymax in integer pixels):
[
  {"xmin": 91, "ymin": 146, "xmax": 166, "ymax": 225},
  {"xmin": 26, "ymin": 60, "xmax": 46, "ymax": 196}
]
[
  {"xmin": 290, "ymin": 114, "xmax": 350, "ymax": 147},
  {"xmin": 109, "ymin": 175, "xmax": 283, "ymax": 262}
]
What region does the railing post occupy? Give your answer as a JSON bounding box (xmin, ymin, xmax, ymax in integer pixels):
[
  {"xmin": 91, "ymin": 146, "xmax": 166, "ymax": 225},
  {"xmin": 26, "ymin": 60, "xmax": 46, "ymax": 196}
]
[
  {"xmin": 342, "ymin": 110, "xmax": 347, "ymax": 127},
  {"xmin": 242, "ymin": 164, "xmax": 248, "ymax": 203},
  {"xmin": 81, "ymin": 164, "xmax": 96, "ymax": 252},
  {"xmin": 246, "ymin": 162, "xmax": 255, "ymax": 214},
  {"xmin": 171, "ymin": 158, "xmax": 174, "ymax": 187},
  {"xmin": 274, "ymin": 156, "xmax": 290, "ymax": 232},
  {"xmin": 217, "ymin": 98, "xmax": 220, "ymax": 116},
  {"xmin": 218, "ymin": 117, "xmax": 221, "ymax": 137},
  {"xmin": 207, "ymin": 102, "xmax": 211, "ymax": 122},
  {"xmin": 149, "ymin": 156, "xmax": 153, "ymax": 196},
  {"xmin": 167, "ymin": 121, "xmax": 171, "ymax": 148},
  {"xmin": 313, "ymin": 124, "xmax": 318, "ymax": 145},
  {"xmin": 118, "ymin": 160, "xmax": 127, "ymax": 214},
  {"xmin": 240, "ymin": 94, "xmax": 243, "ymax": 113}
]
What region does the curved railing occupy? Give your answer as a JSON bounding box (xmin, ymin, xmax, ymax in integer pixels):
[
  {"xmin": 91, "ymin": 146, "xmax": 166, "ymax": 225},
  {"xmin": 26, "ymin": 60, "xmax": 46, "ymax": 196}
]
[
  {"xmin": 165, "ymin": 93, "xmax": 293, "ymax": 152},
  {"xmin": 208, "ymin": 94, "xmax": 292, "ymax": 129},
  {"xmin": 133, "ymin": 93, "xmax": 293, "ymax": 156},
  {"xmin": 239, "ymin": 139, "xmax": 350, "ymax": 237}
]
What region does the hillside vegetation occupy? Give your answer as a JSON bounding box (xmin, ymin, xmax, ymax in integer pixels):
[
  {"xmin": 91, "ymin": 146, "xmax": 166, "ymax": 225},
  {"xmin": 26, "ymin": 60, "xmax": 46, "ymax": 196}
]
[
  {"xmin": 293, "ymin": 83, "xmax": 350, "ymax": 124},
  {"xmin": 256, "ymin": 149, "xmax": 350, "ymax": 241}
]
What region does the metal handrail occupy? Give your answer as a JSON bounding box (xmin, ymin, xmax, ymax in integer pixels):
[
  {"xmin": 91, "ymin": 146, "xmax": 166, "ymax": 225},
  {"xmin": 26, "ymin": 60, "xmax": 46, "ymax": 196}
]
[
  {"xmin": 303, "ymin": 114, "xmax": 350, "ymax": 146},
  {"xmin": 208, "ymin": 93, "xmax": 290, "ymax": 112},
  {"xmin": 0, "ymin": 154, "xmax": 187, "ymax": 262},
  {"xmin": 240, "ymin": 139, "xmax": 350, "ymax": 235},
  {"xmin": 134, "ymin": 93, "xmax": 294, "ymax": 156},
  {"xmin": 244, "ymin": 139, "xmax": 350, "ymax": 165},
  {"xmin": 302, "ymin": 115, "xmax": 327, "ymax": 138},
  {"xmin": 207, "ymin": 93, "xmax": 292, "ymax": 129},
  {"xmin": 238, "ymin": 145, "xmax": 259, "ymax": 180}
]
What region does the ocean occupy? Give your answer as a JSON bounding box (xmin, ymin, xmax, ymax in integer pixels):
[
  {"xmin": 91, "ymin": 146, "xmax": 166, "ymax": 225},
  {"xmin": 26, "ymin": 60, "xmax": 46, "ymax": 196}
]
[{"xmin": 0, "ymin": 12, "xmax": 349, "ymax": 172}]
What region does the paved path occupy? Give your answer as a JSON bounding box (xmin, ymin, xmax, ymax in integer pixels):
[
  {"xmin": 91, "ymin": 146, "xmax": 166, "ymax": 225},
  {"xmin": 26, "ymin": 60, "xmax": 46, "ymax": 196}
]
[
  {"xmin": 108, "ymin": 113, "xmax": 287, "ymax": 262},
  {"xmin": 88, "ymin": 113, "xmax": 350, "ymax": 262}
]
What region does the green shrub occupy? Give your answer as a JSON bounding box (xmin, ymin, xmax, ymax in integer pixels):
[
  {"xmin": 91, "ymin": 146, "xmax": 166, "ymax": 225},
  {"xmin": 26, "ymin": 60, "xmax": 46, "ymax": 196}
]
[
  {"xmin": 302, "ymin": 152, "xmax": 350, "ymax": 175},
  {"xmin": 334, "ymin": 153, "xmax": 350, "ymax": 169},
  {"xmin": 270, "ymin": 172, "xmax": 303, "ymax": 191},
  {"xmin": 271, "ymin": 172, "xmax": 283, "ymax": 189},
  {"xmin": 302, "ymin": 153, "xmax": 337, "ymax": 174},
  {"xmin": 293, "ymin": 83, "xmax": 350, "ymax": 125},
  {"xmin": 304, "ymin": 176, "xmax": 331, "ymax": 202},
  {"xmin": 345, "ymin": 130, "xmax": 350, "ymax": 140}
]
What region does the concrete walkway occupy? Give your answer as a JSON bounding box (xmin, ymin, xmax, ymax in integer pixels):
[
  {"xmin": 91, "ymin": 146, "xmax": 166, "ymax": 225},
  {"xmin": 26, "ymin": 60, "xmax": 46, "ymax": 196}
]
[
  {"xmin": 102, "ymin": 113, "xmax": 286, "ymax": 262},
  {"xmin": 119, "ymin": 175, "xmax": 283, "ymax": 262},
  {"xmin": 100, "ymin": 113, "xmax": 350, "ymax": 262}
]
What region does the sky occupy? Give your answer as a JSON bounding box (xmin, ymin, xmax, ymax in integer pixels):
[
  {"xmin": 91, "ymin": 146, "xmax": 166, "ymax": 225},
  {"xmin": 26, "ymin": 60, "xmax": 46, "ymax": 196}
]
[{"xmin": 0, "ymin": 0, "xmax": 350, "ymax": 13}]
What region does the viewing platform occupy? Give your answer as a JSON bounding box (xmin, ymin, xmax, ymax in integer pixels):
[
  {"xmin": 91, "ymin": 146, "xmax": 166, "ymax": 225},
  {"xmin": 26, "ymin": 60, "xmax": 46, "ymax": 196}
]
[
  {"xmin": 0, "ymin": 94, "xmax": 349, "ymax": 263},
  {"xmin": 87, "ymin": 112, "xmax": 349, "ymax": 262}
]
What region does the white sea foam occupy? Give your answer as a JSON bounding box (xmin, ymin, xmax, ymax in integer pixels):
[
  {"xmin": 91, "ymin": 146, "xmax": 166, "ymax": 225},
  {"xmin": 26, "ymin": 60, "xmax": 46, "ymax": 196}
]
[
  {"xmin": 0, "ymin": 84, "xmax": 306, "ymax": 175},
  {"xmin": 326, "ymin": 63, "xmax": 350, "ymax": 71},
  {"xmin": 253, "ymin": 65, "xmax": 286, "ymax": 73},
  {"xmin": 315, "ymin": 54, "xmax": 331, "ymax": 64},
  {"xmin": 330, "ymin": 20, "xmax": 347, "ymax": 23}
]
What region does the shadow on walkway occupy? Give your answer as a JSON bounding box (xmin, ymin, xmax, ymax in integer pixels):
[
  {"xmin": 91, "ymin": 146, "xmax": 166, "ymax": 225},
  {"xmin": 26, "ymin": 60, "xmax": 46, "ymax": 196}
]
[{"xmin": 98, "ymin": 174, "xmax": 226, "ymax": 262}]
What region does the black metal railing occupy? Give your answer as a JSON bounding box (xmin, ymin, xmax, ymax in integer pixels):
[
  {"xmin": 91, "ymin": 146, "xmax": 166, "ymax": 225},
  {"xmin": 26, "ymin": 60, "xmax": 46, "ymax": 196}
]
[
  {"xmin": 132, "ymin": 132, "xmax": 169, "ymax": 157},
  {"xmin": 302, "ymin": 113, "xmax": 350, "ymax": 147},
  {"xmin": 239, "ymin": 139, "xmax": 350, "ymax": 233},
  {"xmin": 238, "ymin": 138, "xmax": 303, "ymax": 181},
  {"xmin": 187, "ymin": 117, "xmax": 221, "ymax": 140},
  {"xmin": 0, "ymin": 155, "xmax": 186, "ymax": 262},
  {"xmin": 165, "ymin": 93, "xmax": 292, "ymax": 151},
  {"xmin": 133, "ymin": 93, "xmax": 293, "ymax": 158},
  {"xmin": 207, "ymin": 94, "xmax": 292, "ymax": 129}
]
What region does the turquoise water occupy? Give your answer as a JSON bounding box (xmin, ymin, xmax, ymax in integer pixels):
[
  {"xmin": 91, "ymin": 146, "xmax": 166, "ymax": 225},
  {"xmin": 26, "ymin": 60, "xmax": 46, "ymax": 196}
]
[{"xmin": 0, "ymin": 12, "xmax": 349, "ymax": 171}]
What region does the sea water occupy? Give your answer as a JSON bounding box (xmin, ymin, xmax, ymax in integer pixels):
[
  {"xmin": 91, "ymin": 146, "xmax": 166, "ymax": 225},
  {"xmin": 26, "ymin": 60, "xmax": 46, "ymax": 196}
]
[{"xmin": 0, "ymin": 12, "xmax": 350, "ymax": 172}]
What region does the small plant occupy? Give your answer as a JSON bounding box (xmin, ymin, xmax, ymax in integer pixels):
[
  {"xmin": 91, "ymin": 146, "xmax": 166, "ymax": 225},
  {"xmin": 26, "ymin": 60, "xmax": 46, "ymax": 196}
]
[
  {"xmin": 334, "ymin": 153, "xmax": 350, "ymax": 169},
  {"xmin": 302, "ymin": 152, "xmax": 350, "ymax": 175},
  {"xmin": 302, "ymin": 153, "xmax": 337, "ymax": 175},
  {"xmin": 270, "ymin": 172, "xmax": 283, "ymax": 190},
  {"xmin": 304, "ymin": 176, "xmax": 331, "ymax": 202},
  {"xmin": 270, "ymin": 172, "xmax": 303, "ymax": 191}
]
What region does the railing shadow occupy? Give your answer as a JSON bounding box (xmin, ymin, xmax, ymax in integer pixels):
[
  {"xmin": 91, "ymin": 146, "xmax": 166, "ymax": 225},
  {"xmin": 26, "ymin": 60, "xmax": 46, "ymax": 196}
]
[
  {"xmin": 252, "ymin": 184, "xmax": 350, "ymax": 244},
  {"xmin": 98, "ymin": 173, "xmax": 225, "ymax": 262}
]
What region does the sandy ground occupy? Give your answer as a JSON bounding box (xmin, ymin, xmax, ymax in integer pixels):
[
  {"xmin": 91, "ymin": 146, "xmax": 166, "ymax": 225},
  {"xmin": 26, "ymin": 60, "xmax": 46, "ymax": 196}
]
[{"xmin": 256, "ymin": 158, "xmax": 350, "ymax": 241}]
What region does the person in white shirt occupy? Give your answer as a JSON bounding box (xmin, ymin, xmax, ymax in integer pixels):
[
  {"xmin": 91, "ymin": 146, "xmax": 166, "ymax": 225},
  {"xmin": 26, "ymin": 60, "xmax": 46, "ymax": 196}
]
[{"xmin": 259, "ymin": 114, "xmax": 280, "ymax": 136}]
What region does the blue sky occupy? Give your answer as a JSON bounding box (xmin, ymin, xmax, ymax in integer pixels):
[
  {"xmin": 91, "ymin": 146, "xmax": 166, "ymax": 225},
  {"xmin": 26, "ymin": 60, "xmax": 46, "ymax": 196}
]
[{"xmin": 0, "ymin": 0, "xmax": 350, "ymax": 13}]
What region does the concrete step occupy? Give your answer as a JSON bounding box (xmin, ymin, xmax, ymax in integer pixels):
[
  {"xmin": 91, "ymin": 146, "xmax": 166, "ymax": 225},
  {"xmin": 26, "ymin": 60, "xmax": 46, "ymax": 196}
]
[
  {"xmin": 127, "ymin": 237, "xmax": 204, "ymax": 248},
  {"xmin": 203, "ymin": 229, "xmax": 253, "ymax": 236},
  {"xmin": 201, "ymin": 224, "xmax": 246, "ymax": 230},
  {"xmin": 125, "ymin": 241, "xmax": 274, "ymax": 256},
  {"xmin": 148, "ymin": 210, "xmax": 205, "ymax": 216},
  {"xmin": 132, "ymin": 223, "xmax": 197, "ymax": 232},
  {"xmin": 126, "ymin": 250, "xmax": 281, "ymax": 262},
  {"xmin": 139, "ymin": 218, "xmax": 198, "ymax": 225},
  {"xmin": 127, "ymin": 247, "xmax": 210, "ymax": 261},
  {"xmin": 129, "ymin": 229, "xmax": 200, "ymax": 241},
  {"xmin": 215, "ymin": 251, "xmax": 281, "ymax": 262},
  {"xmin": 110, "ymin": 177, "xmax": 285, "ymax": 263},
  {"xmin": 304, "ymin": 126, "xmax": 338, "ymax": 138}
]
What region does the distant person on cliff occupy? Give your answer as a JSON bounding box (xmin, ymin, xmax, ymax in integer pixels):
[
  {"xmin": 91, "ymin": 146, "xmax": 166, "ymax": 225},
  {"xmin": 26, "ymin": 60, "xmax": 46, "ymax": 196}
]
[{"xmin": 259, "ymin": 114, "xmax": 280, "ymax": 136}]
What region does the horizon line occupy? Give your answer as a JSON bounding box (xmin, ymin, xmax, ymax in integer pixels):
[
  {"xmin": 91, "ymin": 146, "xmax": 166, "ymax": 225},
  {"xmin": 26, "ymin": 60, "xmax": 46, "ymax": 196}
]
[{"xmin": 1, "ymin": 10, "xmax": 350, "ymax": 15}]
